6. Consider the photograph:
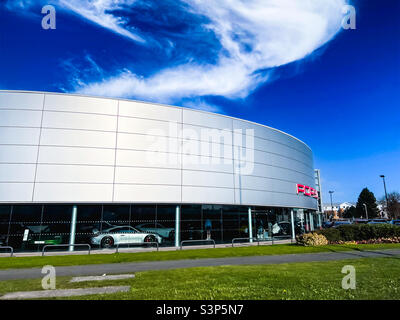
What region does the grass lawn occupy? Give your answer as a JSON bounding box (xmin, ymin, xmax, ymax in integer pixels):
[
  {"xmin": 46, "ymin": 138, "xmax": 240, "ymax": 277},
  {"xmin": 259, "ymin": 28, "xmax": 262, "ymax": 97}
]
[
  {"xmin": 0, "ymin": 243, "xmax": 400, "ymax": 270},
  {"xmin": 0, "ymin": 256, "xmax": 399, "ymax": 299}
]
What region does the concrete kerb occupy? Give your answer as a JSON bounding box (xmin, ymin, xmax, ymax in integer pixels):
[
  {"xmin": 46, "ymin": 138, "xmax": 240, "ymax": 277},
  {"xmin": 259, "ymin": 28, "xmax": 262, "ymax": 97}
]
[
  {"xmin": 0, "ymin": 286, "xmax": 131, "ymax": 300},
  {"xmin": 69, "ymin": 274, "xmax": 135, "ymax": 283}
]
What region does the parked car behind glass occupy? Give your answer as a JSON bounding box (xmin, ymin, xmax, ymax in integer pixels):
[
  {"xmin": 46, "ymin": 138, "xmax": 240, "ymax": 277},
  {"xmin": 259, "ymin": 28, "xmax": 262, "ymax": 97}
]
[
  {"xmin": 354, "ymin": 219, "xmax": 369, "ymax": 224},
  {"xmin": 322, "ymin": 221, "xmax": 333, "ymax": 228},
  {"xmin": 91, "ymin": 226, "xmax": 162, "ymax": 248},
  {"xmin": 135, "ymin": 223, "xmax": 174, "ymax": 240},
  {"xmin": 367, "ymin": 219, "xmax": 389, "ymax": 224},
  {"xmin": 332, "ymin": 220, "xmax": 352, "ymax": 228}
]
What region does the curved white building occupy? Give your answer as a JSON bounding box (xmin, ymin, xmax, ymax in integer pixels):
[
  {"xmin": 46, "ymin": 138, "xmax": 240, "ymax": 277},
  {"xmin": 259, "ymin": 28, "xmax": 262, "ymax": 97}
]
[{"xmin": 0, "ymin": 91, "xmax": 321, "ymax": 251}]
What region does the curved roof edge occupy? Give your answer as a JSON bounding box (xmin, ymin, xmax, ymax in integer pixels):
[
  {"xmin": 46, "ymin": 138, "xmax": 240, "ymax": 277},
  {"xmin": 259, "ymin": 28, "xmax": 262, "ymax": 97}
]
[{"xmin": 0, "ymin": 90, "xmax": 312, "ymax": 151}]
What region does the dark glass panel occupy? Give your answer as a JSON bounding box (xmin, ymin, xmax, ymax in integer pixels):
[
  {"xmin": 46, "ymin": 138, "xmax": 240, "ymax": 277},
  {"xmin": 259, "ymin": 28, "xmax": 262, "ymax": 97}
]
[
  {"xmin": 154, "ymin": 205, "xmax": 176, "ymax": 245},
  {"xmin": 221, "ymin": 206, "xmax": 240, "ymax": 242},
  {"xmin": 10, "ymin": 205, "xmax": 42, "ymax": 223},
  {"xmin": 102, "ymin": 205, "xmax": 130, "ymax": 230},
  {"xmin": 131, "ymin": 205, "xmax": 156, "ymax": 226},
  {"xmin": 9, "ymin": 205, "xmax": 43, "ymax": 251},
  {"xmin": 273, "ymin": 208, "xmax": 292, "ymax": 238},
  {"xmin": 181, "ymin": 205, "xmax": 202, "ymax": 241},
  {"xmin": 0, "ymin": 205, "xmax": 11, "ymax": 246},
  {"xmin": 239, "ymin": 209, "xmax": 250, "ymax": 239},
  {"xmin": 293, "ymin": 209, "xmax": 305, "ymax": 235},
  {"xmin": 40, "ymin": 205, "xmax": 73, "ymax": 247},
  {"xmin": 253, "ymin": 207, "xmax": 274, "ymax": 240},
  {"xmin": 202, "ymin": 205, "xmax": 222, "ymax": 242},
  {"xmin": 42, "ymin": 205, "xmax": 73, "ymax": 222},
  {"xmin": 75, "ymin": 205, "xmax": 102, "ymax": 247}
]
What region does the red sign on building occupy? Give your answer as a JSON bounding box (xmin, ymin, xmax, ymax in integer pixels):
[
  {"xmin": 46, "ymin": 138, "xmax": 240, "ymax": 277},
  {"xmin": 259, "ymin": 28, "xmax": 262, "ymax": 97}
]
[{"xmin": 296, "ymin": 184, "xmax": 318, "ymax": 199}]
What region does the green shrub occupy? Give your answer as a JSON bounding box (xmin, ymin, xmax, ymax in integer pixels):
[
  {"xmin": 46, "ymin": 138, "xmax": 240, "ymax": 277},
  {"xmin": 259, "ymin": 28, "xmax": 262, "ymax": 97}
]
[
  {"xmin": 374, "ymin": 224, "xmax": 400, "ymax": 238},
  {"xmin": 337, "ymin": 225, "xmax": 356, "ymax": 241},
  {"xmin": 316, "ymin": 228, "xmax": 341, "ymax": 242},
  {"xmin": 316, "ymin": 224, "xmax": 400, "ymax": 243}
]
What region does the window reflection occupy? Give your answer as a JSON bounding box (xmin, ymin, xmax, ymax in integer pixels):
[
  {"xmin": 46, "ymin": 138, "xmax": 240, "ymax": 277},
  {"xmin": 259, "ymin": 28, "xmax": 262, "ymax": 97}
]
[
  {"xmin": 1, "ymin": 204, "xmax": 319, "ymax": 252},
  {"xmin": 75, "ymin": 205, "xmax": 102, "ymax": 248},
  {"xmin": 181, "ymin": 205, "xmax": 202, "ymax": 241},
  {"xmin": 8, "ymin": 205, "xmax": 43, "ymax": 251},
  {"xmin": 40, "ymin": 205, "xmax": 72, "ymax": 248}
]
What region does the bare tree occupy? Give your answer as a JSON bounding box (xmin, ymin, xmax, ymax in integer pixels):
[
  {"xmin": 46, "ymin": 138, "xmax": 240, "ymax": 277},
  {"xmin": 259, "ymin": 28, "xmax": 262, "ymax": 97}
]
[
  {"xmin": 388, "ymin": 192, "xmax": 400, "ymax": 219},
  {"xmin": 381, "ymin": 192, "xmax": 400, "ymax": 219}
]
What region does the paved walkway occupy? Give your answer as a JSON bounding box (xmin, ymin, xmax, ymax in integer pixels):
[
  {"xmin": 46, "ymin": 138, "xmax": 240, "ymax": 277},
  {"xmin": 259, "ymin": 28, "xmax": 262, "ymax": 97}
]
[{"xmin": 1, "ymin": 249, "xmax": 399, "ymax": 281}]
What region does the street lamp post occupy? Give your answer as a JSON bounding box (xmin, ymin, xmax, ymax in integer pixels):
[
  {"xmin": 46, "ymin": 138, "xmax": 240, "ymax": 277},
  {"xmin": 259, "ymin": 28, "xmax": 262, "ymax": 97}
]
[
  {"xmin": 329, "ymin": 191, "xmax": 334, "ymax": 220},
  {"xmin": 380, "ymin": 175, "xmax": 389, "ymax": 217},
  {"xmin": 363, "ymin": 203, "xmax": 368, "ymax": 220}
]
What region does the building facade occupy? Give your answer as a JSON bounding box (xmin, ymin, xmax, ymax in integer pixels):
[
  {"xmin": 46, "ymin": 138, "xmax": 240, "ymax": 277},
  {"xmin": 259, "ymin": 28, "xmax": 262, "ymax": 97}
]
[
  {"xmin": 0, "ymin": 91, "xmax": 321, "ymax": 252},
  {"xmin": 323, "ymin": 202, "xmax": 355, "ymax": 219}
]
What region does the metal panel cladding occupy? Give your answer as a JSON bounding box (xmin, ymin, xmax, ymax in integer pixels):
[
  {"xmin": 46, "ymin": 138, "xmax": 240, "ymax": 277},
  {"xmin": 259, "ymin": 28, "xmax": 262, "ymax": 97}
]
[{"xmin": 0, "ymin": 91, "xmax": 317, "ymax": 210}]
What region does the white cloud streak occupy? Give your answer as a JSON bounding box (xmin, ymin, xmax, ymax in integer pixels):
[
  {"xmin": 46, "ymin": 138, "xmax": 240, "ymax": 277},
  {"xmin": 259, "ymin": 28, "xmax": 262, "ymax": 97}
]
[
  {"xmin": 4, "ymin": 0, "xmax": 145, "ymax": 43},
  {"xmin": 75, "ymin": 0, "xmax": 347, "ymax": 102},
  {"xmin": 4, "ymin": 0, "xmax": 348, "ymax": 103},
  {"xmin": 58, "ymin": 0, "xmax": 146, "ymax": 43}
]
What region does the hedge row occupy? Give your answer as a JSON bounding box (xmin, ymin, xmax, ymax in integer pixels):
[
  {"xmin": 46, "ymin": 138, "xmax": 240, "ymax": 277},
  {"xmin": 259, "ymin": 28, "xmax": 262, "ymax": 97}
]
[{"xmin": 315, "ymin": 224, "xmax": 400, "ymax": 242}]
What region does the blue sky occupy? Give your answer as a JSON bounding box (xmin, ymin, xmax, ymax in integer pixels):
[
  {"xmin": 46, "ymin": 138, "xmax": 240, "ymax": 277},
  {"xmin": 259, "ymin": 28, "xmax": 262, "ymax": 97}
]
[{"xmin": 0, "ymin": 0, "xmax": 399, "ymax": 203}]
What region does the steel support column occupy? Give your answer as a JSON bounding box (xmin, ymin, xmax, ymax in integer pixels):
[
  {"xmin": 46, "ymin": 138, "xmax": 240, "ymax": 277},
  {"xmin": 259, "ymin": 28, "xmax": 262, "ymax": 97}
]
[
  {"xmin": 175, "ymin": 205, "xmax": 180, "ymax": 248},
  {"xmin": 68, "ymin": 205, "xmax": 77, "ymax": 252},
  {"xmin": 248, "ymin": 207, "xmax": 253, "ymax": 243},
  {"xmin": 290, "ymin": 210, "xmax": 296, "ymax": 240}
]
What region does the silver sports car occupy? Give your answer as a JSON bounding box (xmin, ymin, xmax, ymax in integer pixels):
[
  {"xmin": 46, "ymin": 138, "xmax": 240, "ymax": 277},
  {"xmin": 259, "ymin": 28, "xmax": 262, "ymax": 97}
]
[{"xmin": 91, "ymin": 226, "xmax": 162, "ymax": 248}]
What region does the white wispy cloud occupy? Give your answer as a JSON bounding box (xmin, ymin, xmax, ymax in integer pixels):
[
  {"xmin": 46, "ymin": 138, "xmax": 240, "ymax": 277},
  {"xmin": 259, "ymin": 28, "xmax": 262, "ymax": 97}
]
[
  {"xmin": 58, "ymin": 0, "xmax": 146, "ymax": 43},
  {"xmin": 181, "ymin": 98, "xmax": 224, "ymax": 114},
  {"xmin": 73, "ymin": 0, "xmax": 347, "ymax": 102},
  {"xmin": 4, "ymin": 0, "xmax": 145, "ymax": 43},
  {"xmin": 4, "ymin": 0, "xmax": 348, "ymax": 105},
  {"xmin": 4, "ymin": 0, "xmax": 34, "ymax": 10}
]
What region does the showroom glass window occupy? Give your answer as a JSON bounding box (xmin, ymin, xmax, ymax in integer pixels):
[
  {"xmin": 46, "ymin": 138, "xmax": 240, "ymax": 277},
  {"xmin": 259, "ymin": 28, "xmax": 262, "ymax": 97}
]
[
  {"xmin": 75, "ymin": 205, "xmax": 102, "ymax": 248},
  {"xmin": 181, "ymin": 205, "xmax": 202, "ymax": 242},
  {"xmin": 156, "ymin": 205, "xmax": 176, "ymax": 246},
  {"xmin": 221, "ymin": 206, "xmax": 241, "ymax": 242},
  {"xmin": 41, "ymin": 205, "xmax": 73, "ymax": 248},
  {"xmin": 102, "ymin": 205, "xmax": 130, "ymax": 230},
  {"xmin": 131, "ymin": 205, "xmax": 156, "ymax": 227},
  {"xmin": 0, "ymin": 205, "xmax": 11, "ymax": 246},
  {"xmin": 202, "ymin": 205, "xmax": 222, "ymax": 243},
  {"xmin": 9, "ymin": 205, "xmax": 43, "ymax": 251}
]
